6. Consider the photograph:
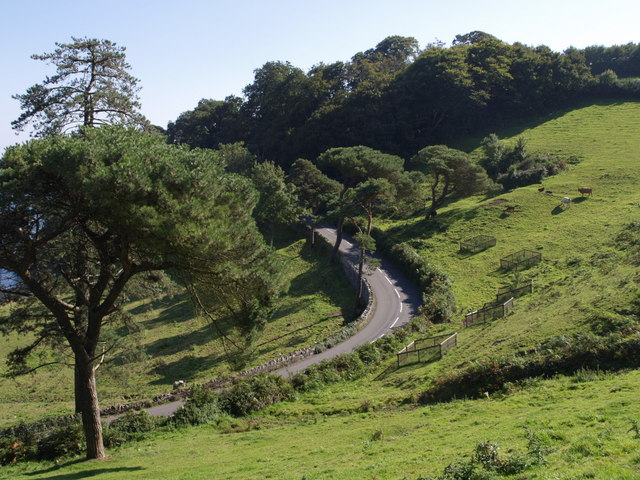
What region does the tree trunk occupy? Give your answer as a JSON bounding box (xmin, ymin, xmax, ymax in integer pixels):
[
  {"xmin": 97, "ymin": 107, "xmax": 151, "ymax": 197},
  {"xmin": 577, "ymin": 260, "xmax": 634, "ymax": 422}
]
[
  {"xmin": 74, "ymin": 365, "xmax": 83, "ymax": 414},
  {"xmin": 355, "ymin": 248, "xmax": 365, "ymax": 308},
  {"xmin": 76, "ymin": 355, "xmax": 106, "ymax": 460},
  {"xmin": 329, "ymin": 216, "xmax": 345, "ymax": 264}
]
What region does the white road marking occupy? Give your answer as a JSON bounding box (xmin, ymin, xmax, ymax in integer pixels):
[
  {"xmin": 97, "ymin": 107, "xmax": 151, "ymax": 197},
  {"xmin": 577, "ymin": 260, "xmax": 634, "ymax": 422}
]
[
  {"xmin": 399, "ymin": 303, "xmax": 403, "ymax": 312},
  {"xmin": 384, "ymin": 275, "xmax": 393, "ymax": 285},
  {"xmin": 390, "ymin": 316, "xmax": 399, "ymax": 328},
  {"xmin": 394, "ymin": 288, "xmax": 400, "ymax": 299}
]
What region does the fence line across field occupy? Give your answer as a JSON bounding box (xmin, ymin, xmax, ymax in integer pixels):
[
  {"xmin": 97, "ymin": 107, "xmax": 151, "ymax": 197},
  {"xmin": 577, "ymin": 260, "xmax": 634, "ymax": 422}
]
[
  {"xmin": 496, "ymin": 279, "xmax": 533, "ymax": 303},
  {"xmin": 464, "ymin": 297, "xmax": 514, "ymax": 327},
  {"xmin": 397, "ymin": 332, "xmax": 458, "ymax": 368}
]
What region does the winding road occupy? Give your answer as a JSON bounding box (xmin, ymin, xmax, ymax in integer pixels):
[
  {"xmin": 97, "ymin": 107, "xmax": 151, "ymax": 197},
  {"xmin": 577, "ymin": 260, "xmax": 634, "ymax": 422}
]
[
  {"xmin": 276, "ymin": 226, "xmax": 420, "ymax": 376},
  {"xmin": 108, "ymin": 227, "xmax": 420, "ymax": 420}
]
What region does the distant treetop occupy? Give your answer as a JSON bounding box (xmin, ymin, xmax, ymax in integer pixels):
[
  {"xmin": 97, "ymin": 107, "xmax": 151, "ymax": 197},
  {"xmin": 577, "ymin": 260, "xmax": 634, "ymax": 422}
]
[{"xmin": 12, "ymin": 37, "xmax": 147, "ymax": 137}]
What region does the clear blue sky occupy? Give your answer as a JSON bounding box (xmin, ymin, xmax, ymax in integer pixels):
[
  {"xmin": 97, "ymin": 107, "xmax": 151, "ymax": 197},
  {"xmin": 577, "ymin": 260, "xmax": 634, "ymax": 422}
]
[{"xmin": 1, "ymin": 0, "xmax": 639, "ymax": 151}]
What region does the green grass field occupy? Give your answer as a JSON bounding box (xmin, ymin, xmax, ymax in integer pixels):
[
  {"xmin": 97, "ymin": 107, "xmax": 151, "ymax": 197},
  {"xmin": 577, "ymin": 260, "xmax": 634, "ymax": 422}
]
[
  {"xmin": 0, "ymin": 237, "xmax": 354, "ymax": 427},
  {"xmin": 2, "ymin": 99, "xmax": 640, "ymax": 479},
  {"xmin": 3, "ymin": 369, "xmax": 640, "ymax": 479}
]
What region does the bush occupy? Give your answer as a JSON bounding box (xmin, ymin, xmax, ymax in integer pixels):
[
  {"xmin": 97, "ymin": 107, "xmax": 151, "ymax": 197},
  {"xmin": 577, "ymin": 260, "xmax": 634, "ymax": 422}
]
[
  {"xmin": 108, "ymin": 410, "xmax": 156, "ymax": 434},
  {"xmin": 372, "ymin": 240, "xmax": 455, "ymax": 323},
  {"xmin": 219, "ymin": 374, "xmax": 295, "ymax": 417},
  {"xmin": 170, "ymin": 386, "xmax": 221, "ymax": 427},
  {"xmin": 103, "ymin": 410, "xmax": 157, "ymax": 447},
  {"xmin": 35, "ymin": 422, "xmax": 84, "ymax": 460},
  {"xmin": 291, "ymin": 352, "xmax": 371, "ymax": 392},
  {"xmin": 419, "ymin": 332, "xmax": 640, "ymax": 405},
  {"xmin": 0, "ymin": 436, "xmax": 36, "ymax": 466}
]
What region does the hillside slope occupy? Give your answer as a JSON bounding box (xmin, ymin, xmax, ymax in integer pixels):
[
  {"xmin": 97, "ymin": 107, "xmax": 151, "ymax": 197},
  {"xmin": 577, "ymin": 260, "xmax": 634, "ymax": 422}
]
[{"xmin": 2, "ymin": 99, "xmax": 640, "ymax": 479}]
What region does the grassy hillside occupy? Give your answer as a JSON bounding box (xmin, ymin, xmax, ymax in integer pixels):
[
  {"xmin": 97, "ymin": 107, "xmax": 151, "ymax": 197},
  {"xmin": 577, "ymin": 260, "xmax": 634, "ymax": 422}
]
[
  {"xmin": 0, "ymin": 237, "xmax": 354, "ymax": 427},
  {"xmin": 3, "ymin": 369, "xmax": 640, "ymax": 479},
  {"xmin": 2, "ymin": 99, "xmax": 640, "ymax": 479}
]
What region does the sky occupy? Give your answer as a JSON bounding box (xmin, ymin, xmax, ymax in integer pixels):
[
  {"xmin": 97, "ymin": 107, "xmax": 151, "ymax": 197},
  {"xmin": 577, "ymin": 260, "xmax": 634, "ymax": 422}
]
[{"xmin": 1, "ymin": 0, "xmax": 639, "ymax": 152}]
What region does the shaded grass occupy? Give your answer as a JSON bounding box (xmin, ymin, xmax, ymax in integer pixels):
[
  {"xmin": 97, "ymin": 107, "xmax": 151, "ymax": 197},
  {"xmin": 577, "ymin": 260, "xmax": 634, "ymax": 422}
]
[{"xmin": 0, "ymin": 236, "xmax": 354, "ymax": 427}]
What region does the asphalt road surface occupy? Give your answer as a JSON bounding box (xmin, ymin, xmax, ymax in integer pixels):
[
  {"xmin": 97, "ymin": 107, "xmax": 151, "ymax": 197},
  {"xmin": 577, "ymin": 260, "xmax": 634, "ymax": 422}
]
[
  {"xmin": 275, "ymin": 226, "xmax": 420, "ymax": 376},
  {"xmin": 105, "ymin": 227, "xmax": 420, "ymax": 421}
]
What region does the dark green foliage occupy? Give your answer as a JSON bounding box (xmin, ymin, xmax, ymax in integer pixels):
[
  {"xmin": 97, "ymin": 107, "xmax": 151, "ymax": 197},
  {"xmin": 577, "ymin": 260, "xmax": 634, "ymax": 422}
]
[
  {"xmin": 12, "ymin": 37, "xmax": 146, "ymax": 137},
  {"xmin": 583, "ymin": 43, "xmax": 640, "ymax": 77},
  {"xmin": 167, "ymin": 97, "xmax": 245, "ymax": 149},
  {"xmin": 35, "ymin": 423, "xmax": 85, "ymax": 460},
  {"xmin": 251, "ymin": 161, "xmax": 302, "ymax": 244},
  {"xmin": 480, "ymin": 135, "xmax": 570, "ymax": 190},
  {"xmin": 167, "ymin": 35, "xmax": 640, "ymax": 164},
  {"xmin": 0, "ymin": 126, "xmax": 280, "ymax": 458},
  {"xmin": 108, "ymin": 410, "xmax": 156, "ymax": 434},
  {"xmin": 288, "ymin": 158, "xmax": 343, "ymax": 217},
  {"xmin": 412, "ymin": 145, "xmax": 492, "ymax": 218},
  {"xmin": 170, "ymin": 386, "xmax": 221, "ymax": 427},
  {"xmin": 355, "ymin": 342, "xmax": 382, "ymax": 365},
  {"xmin": 381, "ymin": 241, "xmax": 455, "ymax": 322},
  {"xmin": 418, "ymin": 332, "xmax": 640, "ymax": 404},
  {"xmin": 291, "ymin": 354, "xmax": 367, "ymax": 392},
  {"xmin": 103, "ymin": 410, "xmax": 158, "ymax": 447},
  {"xmin": 218, "ymin": 374, "xmax": 295, "ymax": 417},
  {"xmin": 0, "ymin": 435, "xmax": 36, "ymax": 466},
  {"xmin": 588, "ymin": 309, "xmax": 638, "ymax": 335}
]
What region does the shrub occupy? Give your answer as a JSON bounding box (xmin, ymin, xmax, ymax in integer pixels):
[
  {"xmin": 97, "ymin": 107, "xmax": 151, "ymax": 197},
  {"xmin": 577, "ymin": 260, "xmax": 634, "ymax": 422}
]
[
  {"xmin": 356, "ymin": 342, "xmax": 382, "ymax": 365},
  {"xmin": 373, "ymin": 240, "xmax": 455, "ymax": 323},
  {"xmin": 103, "ymin": 410, "xmax": 157, "ymax": 447},
  {"xmin": 0, "ymin": 436, "xmax": 36, "ymax": 466},
  {"xmin": 170, "ymin": 386, "xmax": 221, "ymax": 427},
  {"xmin": 219, "ymin": 374, "xmax": 295, "ymax": 417},
  {"xmin": 35, "ymin": 423, "xmax": 84, "ymax": 460},
  {"xmin": 109, "ymin": 410, "xmax": 156, "ymax": 434},
  {"xmin": 419, "ymin": 332, "xmax": 640, "ymax": 405}
]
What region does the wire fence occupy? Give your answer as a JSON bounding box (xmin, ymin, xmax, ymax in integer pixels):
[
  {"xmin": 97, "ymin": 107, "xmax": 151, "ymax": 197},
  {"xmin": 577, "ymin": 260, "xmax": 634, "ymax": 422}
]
[
  {"xmin": 463, "ymin": 297, "xmax": 514, "ymax": 327},
  {"xmin": 397, "ymin": 332, "xmax": 458, "ymax": 368}
]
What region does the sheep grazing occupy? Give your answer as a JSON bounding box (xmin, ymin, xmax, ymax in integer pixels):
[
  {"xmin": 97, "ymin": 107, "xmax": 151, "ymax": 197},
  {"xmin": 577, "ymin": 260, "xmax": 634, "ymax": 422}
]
[
  {"xmin": 173, "ymin": 380, "xmax": 186, "ymax": 390},
  {"xmin": 578, "ymin": 187, "xmax": 593, "ymax": 197},
  {"xmin": 561, "ymin": 197, "xmax": 572, "ymax": 208}
]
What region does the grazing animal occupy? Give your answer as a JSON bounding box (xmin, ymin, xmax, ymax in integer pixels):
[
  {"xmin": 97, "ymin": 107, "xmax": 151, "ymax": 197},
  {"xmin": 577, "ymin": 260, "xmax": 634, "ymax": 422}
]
[
  {"xmin": 173, "ymin": 380, "xmax": 186, "ymax": 390},
  {"xmin": 538, "ymin": 186, "xmax": 545, "ymax": 192},
  {"xmin": 545, "ymin": 191, "xmax": 553, "ymax": 195},
  {"xmin": 561, "ymin": 196, "xmax": 572, "ymax": 208},
  {"xmin": 578, "ymin": 187, "xmax": 593, "ymax": 197},
  {"xmin": 505, "ymin": 205, "xmax": 517, "ymax": 213}
]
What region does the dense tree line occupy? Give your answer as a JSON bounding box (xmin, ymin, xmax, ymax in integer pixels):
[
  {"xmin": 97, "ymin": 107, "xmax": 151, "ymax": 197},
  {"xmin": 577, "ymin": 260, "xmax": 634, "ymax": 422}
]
[{"xmin": 167, "ymin": 32, "xmax": 640, "ymax": 166}]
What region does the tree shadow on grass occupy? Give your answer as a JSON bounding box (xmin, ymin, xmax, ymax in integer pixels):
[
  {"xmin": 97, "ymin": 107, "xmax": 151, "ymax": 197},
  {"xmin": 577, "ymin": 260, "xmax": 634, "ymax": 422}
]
[
  {"xmin": 453, "ymin": 98, "xmax": 629, "ymax": 152},
  {"xmin": 25, "ymin": 461, "xmax": 143, "ymax": 479},
  {"xmin": 149, "ymin": 352, "xmax": 226, "ymax": 384},
  {"xmin": 384, "ymin": 206, "xmax": 481, "ymax": 242}
]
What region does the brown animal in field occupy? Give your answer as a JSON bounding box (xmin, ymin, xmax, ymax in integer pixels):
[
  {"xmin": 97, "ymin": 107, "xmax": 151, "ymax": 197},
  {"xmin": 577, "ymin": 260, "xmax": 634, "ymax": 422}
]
[
  {"xmin": 505, "ymin": 205, "xmax": 517, "ymax": 213},
  {"xmin": 538, "ymin": 186, "xmax": 545, "ymax": 192},
  {"xmin": 578, "ymin": 187, "xmax": 593, "ymax": 197}
]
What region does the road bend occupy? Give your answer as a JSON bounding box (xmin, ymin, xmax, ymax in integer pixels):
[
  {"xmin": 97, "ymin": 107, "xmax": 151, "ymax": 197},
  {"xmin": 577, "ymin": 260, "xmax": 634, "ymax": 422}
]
[
  {"xmin": 104, "ymin": 227, "xmax": 420, "ymax": 421},
  {"xmin": 275, "ymin": 226, "xmax": 420, "ymax": 377}
]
